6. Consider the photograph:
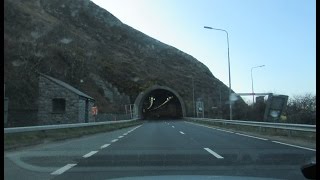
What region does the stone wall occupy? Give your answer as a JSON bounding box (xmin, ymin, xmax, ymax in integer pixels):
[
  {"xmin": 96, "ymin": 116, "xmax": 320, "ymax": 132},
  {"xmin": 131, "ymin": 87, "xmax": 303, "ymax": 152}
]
[
  {"xmin": 78, "ymin": 98, "xmax": 86, "ymax": 123},
  {"xmin": 95, "ymin": 113, "xmax": 131, "ymax": 122},
  {"xmin": 88, "ymin": 100, "xmax": 95, "ymax": 122},
  {"xmin": 78, "ymin": 97, "xmax": 95, "ymax": 123},
  {"xmin": 38, "ymin": 75, "xmax": 86, "ymax": 125}
]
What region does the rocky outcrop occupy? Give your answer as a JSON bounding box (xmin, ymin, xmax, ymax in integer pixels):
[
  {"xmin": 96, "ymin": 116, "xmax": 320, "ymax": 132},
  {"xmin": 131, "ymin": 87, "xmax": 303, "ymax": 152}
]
[{"xmin": 4, "ymin": 0, "xmax": 247, "ymax": 119}]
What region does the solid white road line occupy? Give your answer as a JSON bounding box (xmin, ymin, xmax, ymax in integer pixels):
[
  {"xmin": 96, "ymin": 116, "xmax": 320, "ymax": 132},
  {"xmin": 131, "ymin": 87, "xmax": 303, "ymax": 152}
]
[
  {"xmin": 118, "ymin": 136, "xmax": 124, "ymax": 138},
  {"xmin": 111, "ymin": 139, "xmax": 118, "ymax": 143},
  {"xmin": 214, "ymin": 128, "xmax": 234, "ymax": 133},
  {"xmin": 128, "ymin": 125, "xmax": 142, "ymax": 133},
  {"xmin": 51, "ymin": 164, "xmax": 77, "ymax": 175},
  {"xmin": 179, "ymin": 131, "xmax": 185, "ymax": 135},
  {"xmin": 101, "ymin": 144, "xmax": 110, "ymax": 149},
  {"xmin": 272, "ymin": 141, "xmax": 316, "ymax": 151},
  {"xmin": 185, "ymin": 121, "xmax": 233, "ymax": 133},
  {"xmin": 235, "ymin": 133, "xmax": 268, "ymax": 141},
  {"xmin": 133, "ymin": 125, "xmax": 142, "ymax": 129},
  {"xmin": 83, "ymin": 151, "xmax": 98, "ymax": 158},
  {"xmin": 204, "ymin": 148, "xmax": 224, "ymax": 159},
  {"xmin": 123, "ymin": 133, "xmax": 128, "ymax": 136}
]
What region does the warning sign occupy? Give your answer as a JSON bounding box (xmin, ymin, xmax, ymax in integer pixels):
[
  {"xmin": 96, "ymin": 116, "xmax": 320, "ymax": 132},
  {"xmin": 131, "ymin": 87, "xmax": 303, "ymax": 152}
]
[{"xmin": 91, "ymin": 106, "xmax": 98, "ymax": 115}]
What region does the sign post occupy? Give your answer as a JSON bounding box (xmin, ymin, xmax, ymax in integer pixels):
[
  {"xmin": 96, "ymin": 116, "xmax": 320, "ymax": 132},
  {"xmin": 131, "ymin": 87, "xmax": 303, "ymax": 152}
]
[
  {"xmin": 91, "ymin": 106, "xmax": 98, "ymax": 122},
  {"xmin": 196, "ymin": 99, "xmax": 204, "ymax": 118}
]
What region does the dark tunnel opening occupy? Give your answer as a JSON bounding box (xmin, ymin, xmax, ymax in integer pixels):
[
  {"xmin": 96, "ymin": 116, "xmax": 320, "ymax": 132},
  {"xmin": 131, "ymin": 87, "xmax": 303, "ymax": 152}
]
[{"xmin": 141, "ymin": 89, "xmax": 183, "ymax": 120}]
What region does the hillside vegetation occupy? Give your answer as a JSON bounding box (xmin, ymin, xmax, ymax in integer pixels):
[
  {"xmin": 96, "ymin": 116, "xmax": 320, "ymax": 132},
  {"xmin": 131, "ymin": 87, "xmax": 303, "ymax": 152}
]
[{"xmin": 4, "ymin": 0, "xmax": 247, "ymax": 118}]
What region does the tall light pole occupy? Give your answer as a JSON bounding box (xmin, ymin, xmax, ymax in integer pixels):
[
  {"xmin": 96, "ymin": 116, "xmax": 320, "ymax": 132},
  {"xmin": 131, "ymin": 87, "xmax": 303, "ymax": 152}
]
[
  {"xmin": 188, "ymin": 76, "xmax": 195, "ymax": 117},
  {"xmin": 192, "ymin": 77, "xmax": 195, "ymax": 117},
  {"xmin": 251, "ymin": 65, "xmax": 265, "ymax": 105},
  {"xmin": 204, "ymin": 26, "xmax": 232, "ymax": 120}
]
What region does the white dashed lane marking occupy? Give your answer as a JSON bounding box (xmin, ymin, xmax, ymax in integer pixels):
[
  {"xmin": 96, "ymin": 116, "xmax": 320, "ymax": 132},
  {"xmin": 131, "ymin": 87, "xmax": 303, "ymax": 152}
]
[
  {"xmin": 172, "ymin": 126, "xmax": 175, "ymax": 128},
  {"xmin": 51, "ymin": 164, "xmax": 77, "ymax": 175},
  {"xmin": 83, "ymin": 151, "xmax": 98, "ymax": 158},
  {"xmin": 179, "ymin": 131, "xmax": 185, "ymax": 135},
  {"xmin": 101, "ymin": 144, "xmax": 110, "ymax": 149},
  {"xmin": 111, "ymin": 139, "xmax": 118, "ymax": 143},
  {"xmin": 51, "ymin": 125, "xmax": 143, "ymax": 176},
  {"xmin": 204, "ymin": 148, "xmax": 224, "ymax": 159}
]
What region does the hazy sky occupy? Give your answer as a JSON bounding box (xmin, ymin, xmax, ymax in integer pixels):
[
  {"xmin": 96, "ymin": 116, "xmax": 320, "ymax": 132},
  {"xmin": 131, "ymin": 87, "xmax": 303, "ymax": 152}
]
[{"xmin": 90, "ymin": 0, "xmax": 316, "ymax": 103}]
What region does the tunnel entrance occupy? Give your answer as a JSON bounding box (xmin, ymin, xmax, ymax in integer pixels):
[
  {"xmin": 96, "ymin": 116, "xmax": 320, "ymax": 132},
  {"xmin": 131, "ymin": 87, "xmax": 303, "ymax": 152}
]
[
  {"xmin": 134, "ymin": 85, "xmax": 186, "ymax": 120},
  {"xmin": 142, "ymin": 89, "xmax": 182, "ymax": 119}
]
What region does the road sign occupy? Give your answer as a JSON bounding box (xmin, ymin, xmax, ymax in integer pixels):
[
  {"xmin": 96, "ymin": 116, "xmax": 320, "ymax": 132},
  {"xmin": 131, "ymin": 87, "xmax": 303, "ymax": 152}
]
[
  {"xmin": 196, "ymin": 99, "xmax": 204, "ymax": 118},
  {"xmin": 91, "ymin": 106, "xmax": 98, "ymax": 115},
  {"xmin": 263, "ymin": 94, "xmax": 288, "ymax": 122}
]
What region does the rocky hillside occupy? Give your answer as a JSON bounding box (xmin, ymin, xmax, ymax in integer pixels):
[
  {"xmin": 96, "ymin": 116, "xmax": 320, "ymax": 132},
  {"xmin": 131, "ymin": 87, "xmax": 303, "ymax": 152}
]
[{"xmin": 4, "ymin": 0, "xmax": 248, "ymax": 118}]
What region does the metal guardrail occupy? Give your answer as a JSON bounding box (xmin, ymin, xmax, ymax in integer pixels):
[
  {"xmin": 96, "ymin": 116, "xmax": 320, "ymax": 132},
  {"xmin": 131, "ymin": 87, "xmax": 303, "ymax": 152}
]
[
  {"xmin": 185, "ymin": 117, "xmax": 316, "ymax": 132},
  {"xmin": 4, "ymin": 119, "xmax": 139, "ymax": 134}
]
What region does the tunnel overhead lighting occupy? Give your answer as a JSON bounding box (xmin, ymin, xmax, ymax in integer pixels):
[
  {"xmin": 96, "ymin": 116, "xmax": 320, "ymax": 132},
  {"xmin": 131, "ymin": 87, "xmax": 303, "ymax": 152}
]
[{"xmin": 147, "ymin": 96, "xmax": 155, "ymax": 110}]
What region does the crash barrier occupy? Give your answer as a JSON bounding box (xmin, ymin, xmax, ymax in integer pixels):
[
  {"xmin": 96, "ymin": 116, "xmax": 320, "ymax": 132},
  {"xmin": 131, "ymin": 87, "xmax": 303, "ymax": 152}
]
[
  {"xmin": 184, "ymin": 117, "xmax": 316, "ymax": 139},
  {"xmin": 4, "ymin": 119, "xmax": 139, "ymax": 134},
  {"xmin": 4, "ymin": 119, "xmax": 141, "ymax": 150},
  {"xmin": 95, "ymin": 113, "xmax": 132, "ymax": 122}
]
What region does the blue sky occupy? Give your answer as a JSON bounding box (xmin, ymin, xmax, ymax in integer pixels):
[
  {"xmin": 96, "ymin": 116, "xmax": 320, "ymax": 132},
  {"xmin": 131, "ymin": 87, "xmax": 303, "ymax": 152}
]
[{"xmin": 90, "ymin": 0, "xmax": 316, "ymax": 103}]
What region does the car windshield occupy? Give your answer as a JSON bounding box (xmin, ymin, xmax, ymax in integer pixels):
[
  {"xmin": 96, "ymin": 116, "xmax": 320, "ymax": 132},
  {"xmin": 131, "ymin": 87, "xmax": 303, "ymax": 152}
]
[{"xmin": 4, "ymin": 0, "xmax": 316, "ymax": 180}]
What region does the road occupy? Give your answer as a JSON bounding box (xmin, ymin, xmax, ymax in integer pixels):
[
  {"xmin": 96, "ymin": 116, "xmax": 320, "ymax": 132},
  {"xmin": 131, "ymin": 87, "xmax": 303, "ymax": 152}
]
[{"xmin": 4, "ymin": 120, "xmax": 316, "ymax": 180}]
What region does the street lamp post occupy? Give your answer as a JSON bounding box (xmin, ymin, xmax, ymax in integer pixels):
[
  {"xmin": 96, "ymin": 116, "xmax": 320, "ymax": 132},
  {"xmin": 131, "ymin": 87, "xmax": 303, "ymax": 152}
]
[
  {"xmin": 219, "ymin": 85, "xmax": 222, "ymax": 118},
  {"xmin": 192, "ymin": 77, "xmax": 195, "ymax": 117},
  {"xmin": 204, "ymin": 26, "xmax": 232, "ymax": 120},
  {"xmin": 188, "ymin": 76, "xmax": 195, "ymax": 117},
  {"xmin": 251, "ymin": 65, "xmax": 265, "ymax": 105}
]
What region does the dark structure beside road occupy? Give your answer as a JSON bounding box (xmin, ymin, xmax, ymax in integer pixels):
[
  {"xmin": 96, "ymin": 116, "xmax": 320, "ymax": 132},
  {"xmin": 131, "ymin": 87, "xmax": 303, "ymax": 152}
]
[{"xmin": 38, "ymin": 73, "xmax": 95, "ymax": 125}]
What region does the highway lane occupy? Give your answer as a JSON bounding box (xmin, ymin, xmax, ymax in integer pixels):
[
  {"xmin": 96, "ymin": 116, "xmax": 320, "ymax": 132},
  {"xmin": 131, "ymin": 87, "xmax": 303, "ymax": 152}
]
[
  {"xmin": 52, "ymin": 120, "xmax": 315, "ymax": 179},
  {"xmin": 4, "ymin": 125, "xmax": 139, "ymax": 180},
  {"xmin": 5, "ymin": 120, "xmax": 315, "ymax": 180}
]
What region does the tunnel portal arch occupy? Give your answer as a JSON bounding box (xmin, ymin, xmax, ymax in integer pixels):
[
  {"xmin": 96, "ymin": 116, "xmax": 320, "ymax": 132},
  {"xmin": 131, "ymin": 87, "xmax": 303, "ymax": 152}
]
[{"xmin": 134, "ymin": 85, "xmax": 186, "ymax": 119}]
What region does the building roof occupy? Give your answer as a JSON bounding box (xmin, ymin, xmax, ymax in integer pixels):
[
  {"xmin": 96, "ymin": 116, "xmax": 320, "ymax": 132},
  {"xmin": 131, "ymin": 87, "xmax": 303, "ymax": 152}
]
[{"xmin": 39, "ymin": 73, "xmax": 94, "ymax": 100}]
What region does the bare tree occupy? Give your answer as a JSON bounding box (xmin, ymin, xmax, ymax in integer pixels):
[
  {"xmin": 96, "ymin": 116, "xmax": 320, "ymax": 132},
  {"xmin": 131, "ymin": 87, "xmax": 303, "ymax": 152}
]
[{"xmin": 286, "ymin": 93, "xmax": 316, "ymax": 124}]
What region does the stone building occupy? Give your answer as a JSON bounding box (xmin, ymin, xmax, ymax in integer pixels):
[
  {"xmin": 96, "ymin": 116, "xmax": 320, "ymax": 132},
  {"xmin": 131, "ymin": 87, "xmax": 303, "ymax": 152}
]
[{"xmin": 38, "ymin": 73, "xmax": 95, "ymax": 125}]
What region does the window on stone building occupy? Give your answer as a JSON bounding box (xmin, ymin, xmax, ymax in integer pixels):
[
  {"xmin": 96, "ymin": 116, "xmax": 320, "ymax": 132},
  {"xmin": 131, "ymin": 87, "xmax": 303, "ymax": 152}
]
[{"xmin": 52, "ymin": 98, "xmax": 66, "ymax": 113}]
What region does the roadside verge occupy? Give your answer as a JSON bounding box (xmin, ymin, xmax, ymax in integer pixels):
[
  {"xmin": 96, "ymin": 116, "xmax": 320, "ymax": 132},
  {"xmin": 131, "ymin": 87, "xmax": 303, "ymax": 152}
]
[
  {"xmin": 4, "ymin": 120, "xmax": 143, "ymax": 151},
  {"xmin": 185, "ymin": 118, "xmax": 316, "ymax": 149}
]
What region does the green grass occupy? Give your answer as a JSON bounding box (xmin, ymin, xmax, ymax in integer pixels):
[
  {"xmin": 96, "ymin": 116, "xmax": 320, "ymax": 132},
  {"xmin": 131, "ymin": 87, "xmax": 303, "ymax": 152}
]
[{"xmin": 4, "ymin": 120, "xmax": 143, "ymax": 151}]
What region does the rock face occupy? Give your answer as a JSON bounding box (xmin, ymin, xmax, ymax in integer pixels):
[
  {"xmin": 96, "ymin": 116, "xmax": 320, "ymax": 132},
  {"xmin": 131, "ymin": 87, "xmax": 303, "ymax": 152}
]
[{"xmin": 4, "ymin": 0, "xmax": 248, "ymax": 124}]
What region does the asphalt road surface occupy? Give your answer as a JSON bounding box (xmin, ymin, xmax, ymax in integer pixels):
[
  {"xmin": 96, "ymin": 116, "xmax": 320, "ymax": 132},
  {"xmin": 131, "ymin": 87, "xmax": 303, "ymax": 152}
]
[{"xmin": 4, "ymin": 120, "xmax": 316, "ymax": 180}]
